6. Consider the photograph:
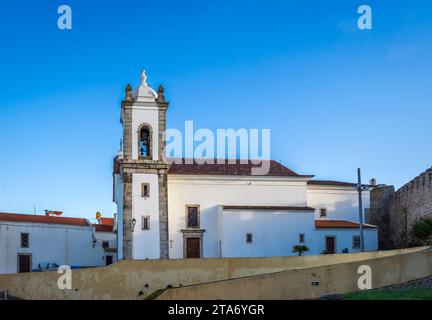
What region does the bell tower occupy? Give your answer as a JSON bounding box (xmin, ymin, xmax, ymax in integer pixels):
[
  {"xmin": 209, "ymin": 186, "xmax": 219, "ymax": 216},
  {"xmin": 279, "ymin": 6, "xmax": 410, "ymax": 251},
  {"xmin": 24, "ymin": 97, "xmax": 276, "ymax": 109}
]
[{"xmin": 115, "ymin": 70, "xmax": 169, "ymax": 260}]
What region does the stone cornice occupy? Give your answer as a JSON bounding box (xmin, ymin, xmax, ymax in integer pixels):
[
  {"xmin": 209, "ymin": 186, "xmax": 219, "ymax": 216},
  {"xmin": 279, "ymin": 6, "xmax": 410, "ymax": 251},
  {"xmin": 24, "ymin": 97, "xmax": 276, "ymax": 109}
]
[{"xmin": 119, "ymin": 160, "xmax": 170, "ymax": 171}]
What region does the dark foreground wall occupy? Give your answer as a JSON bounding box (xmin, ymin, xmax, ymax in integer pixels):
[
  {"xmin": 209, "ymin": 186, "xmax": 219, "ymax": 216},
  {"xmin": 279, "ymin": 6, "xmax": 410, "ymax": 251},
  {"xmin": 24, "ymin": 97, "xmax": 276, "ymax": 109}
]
[{"xmin": 370, "ymin": 167, "xmax": 432, "ymax": 249}]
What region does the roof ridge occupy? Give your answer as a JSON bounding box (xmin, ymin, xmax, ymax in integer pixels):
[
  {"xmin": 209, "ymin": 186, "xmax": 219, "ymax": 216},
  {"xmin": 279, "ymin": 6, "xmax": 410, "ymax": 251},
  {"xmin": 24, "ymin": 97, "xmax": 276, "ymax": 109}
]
[{"xmin": 0, "ymin": 212, "xmax": 91, "ymax": 227}]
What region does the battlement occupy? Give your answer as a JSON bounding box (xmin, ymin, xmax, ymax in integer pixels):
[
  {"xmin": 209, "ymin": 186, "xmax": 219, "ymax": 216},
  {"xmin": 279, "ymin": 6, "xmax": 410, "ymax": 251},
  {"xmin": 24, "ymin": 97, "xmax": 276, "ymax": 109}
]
[
  {"xmin": 395, "ymin": 167, "xmax": 432, "ymax": 199},
  {"xmin": 370, "ymin": 166, "xmax": 432, "ymax": 249}
]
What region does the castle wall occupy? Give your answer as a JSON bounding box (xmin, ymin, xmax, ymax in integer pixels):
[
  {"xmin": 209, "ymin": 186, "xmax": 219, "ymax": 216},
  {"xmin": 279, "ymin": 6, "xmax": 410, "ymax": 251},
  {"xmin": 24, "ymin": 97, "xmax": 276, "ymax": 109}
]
[{"xmin": 370, "ymin": 167, "xmax": 432, "ymax": 249}]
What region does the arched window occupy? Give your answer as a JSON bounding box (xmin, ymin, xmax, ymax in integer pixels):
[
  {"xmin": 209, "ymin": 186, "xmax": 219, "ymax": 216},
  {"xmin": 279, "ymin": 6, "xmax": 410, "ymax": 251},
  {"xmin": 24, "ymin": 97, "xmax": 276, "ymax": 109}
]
[{"xmin": 139, "ymin": 125, "xmax": 152, "ymax": 159}]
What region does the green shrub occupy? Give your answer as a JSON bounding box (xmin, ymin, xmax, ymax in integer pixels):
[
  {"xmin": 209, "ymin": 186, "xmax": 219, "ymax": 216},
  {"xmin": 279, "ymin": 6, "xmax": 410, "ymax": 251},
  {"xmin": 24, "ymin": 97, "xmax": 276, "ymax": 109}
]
[
  {"xmin": 292, "ymin": 245, "xmax": 310, "ymax": 256},
  {"xmin": 411, "ymin": 217, "xmax": 432, "ymax": 241}
]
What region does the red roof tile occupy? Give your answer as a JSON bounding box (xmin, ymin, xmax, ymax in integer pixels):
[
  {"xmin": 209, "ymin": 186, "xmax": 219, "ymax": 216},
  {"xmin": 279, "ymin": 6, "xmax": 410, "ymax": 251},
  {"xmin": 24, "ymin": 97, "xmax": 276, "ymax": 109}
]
[
  {"xmin": 223, "ymin": 205, "xmax": 315, "ymax": 211},
  {"xmin": 99, "ymin": 218, "xmax": 114, "ymax": 226},
  {"xmin": 315, "ymin": 219, "xmax": 377, "ymax": 229},
  {"xmin": 94, "ymin": 224, "xmax": 114, "ymax": 232},
  {"xmin": 167, "ymin": 159, "xmax": 313, "ymax": 177},
  {"xmin": 0, "ymin": 212, "xmax": 91, "ymax": 227}
]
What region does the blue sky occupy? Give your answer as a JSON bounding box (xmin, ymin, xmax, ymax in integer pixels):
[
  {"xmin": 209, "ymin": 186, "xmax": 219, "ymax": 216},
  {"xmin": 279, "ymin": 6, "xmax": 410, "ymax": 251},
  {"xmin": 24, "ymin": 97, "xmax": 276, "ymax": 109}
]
[{"xmin": 0, "ymin": 1, "xmax": 431, "ymax": 219}]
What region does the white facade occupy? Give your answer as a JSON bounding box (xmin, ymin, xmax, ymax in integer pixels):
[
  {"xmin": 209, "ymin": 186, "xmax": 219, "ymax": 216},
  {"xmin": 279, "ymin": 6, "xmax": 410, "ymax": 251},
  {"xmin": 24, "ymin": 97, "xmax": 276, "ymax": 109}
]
[
  {"xmin": 165, "ymin": 175, "xmax": 378, "ymax": 259},
  {"xmin": 167, "ymin": 175, "xmax": 311, "ymax": 258},
  {"xmin": 221, "ymin": 208, "xmax": 378, "ymax": 257},
  {"xmin": 131, "ymin": 173, "xmax": 160, "ymax": 259},
  {"xmin": 307, "ymin": 183, "xmax": 370, "ymax": 222},
  {"xmin": 0, "ymin": 219, "xmax": 106, "ymax": 275},
  {"xmin": 114, "ymin": 71, "xmax": 379, "ymax": 260},
  {"xmin": 94, "ymin": 229, "xmax": 118, "ymax": 265},
  {"xmin": 221, "ymin": 208, "xmax": 316, "ymax": 257}
]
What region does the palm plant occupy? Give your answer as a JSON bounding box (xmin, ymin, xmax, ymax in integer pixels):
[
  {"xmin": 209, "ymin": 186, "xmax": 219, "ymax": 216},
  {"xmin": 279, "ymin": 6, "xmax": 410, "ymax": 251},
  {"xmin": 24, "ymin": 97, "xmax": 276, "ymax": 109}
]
[{"xmin": 292, "ymin": 244, "xmax": 310, "ymax": 256}]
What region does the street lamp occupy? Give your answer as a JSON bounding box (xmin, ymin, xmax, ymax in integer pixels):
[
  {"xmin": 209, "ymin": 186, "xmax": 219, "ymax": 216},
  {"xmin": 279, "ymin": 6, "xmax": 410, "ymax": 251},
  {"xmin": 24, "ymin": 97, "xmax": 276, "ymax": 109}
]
[
  {"xmin": 131, "ymin": 218, "xmax": 137, "ymax": 232},
  {"xmin": 356, "ymin": 168, "xmax": 370, "ymax": 252}
]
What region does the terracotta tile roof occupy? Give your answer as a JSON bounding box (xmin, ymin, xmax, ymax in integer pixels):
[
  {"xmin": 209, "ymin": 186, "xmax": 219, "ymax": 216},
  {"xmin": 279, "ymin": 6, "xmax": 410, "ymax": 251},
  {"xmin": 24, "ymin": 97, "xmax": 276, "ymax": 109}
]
[
  {"xmin": 168, "ymin": 159, "xmax": 313, "ymax": 177},
  {"xmin": 94, "ymin": 224, "xmax": 114, "ymax": 232},
  {"xmin": 99, "ymin": 218, "xmax": 114, "ymax": 226},
  {"xmin": 93, "ymin": 218, "xmax": 115, "ymax": 232},
  {"xmin": 315, "ymin": 219, "xmax": 378, "ymax": 229},
  {"xmin": 223, "ymin": 205, "xmax": 315, "ymax": 211},
  {"xmin": 308, "ymin": 180, "xmax": 357, "ymax": 187},
  {"xmin": 0, "ymin": 212, "xmax": 91, "ymax": 227}
]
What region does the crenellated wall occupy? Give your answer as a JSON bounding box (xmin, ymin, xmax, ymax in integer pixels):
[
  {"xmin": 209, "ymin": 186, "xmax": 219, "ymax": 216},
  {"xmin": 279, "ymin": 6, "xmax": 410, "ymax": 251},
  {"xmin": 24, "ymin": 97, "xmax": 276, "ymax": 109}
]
[{"xmin": 370, "ymin": 167, "xmax": 432, "ymax": 249}]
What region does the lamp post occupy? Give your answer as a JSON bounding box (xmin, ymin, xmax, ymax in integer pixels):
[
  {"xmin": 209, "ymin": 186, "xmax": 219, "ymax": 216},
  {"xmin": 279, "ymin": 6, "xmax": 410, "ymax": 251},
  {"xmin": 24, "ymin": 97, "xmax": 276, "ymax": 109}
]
[
  {"xmin": 356, "ymin": 168, "xmax": 370, "ymax": 252},
  {"xmin": 131, "ymin": 218, "xmax": 137, "ymax": 232}
]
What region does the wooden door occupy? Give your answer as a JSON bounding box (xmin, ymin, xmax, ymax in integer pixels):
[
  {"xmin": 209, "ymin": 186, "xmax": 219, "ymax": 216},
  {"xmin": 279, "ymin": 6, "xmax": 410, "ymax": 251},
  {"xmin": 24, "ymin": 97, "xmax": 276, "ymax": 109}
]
[
  {"xmin": 186, "ymin": 237, "xmax": 201, "ymax": 258},
  {"xmin": 326, "ymin": 236, "xmax": 336, "ymax": 254},
  {"xmin": 18, "ymin": 254, "xmax": 31, "ymax": 273},
  {"xmin": 106, "ymin": 255, "xmax": 113, "ymax": 266}
]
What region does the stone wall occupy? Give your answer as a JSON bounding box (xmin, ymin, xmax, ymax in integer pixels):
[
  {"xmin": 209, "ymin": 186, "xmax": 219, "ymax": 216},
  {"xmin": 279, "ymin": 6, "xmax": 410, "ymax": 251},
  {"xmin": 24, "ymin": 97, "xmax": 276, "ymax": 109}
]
[
  {"xmin": 158, "ymin": 247, "xmax": 432, "ymax": 300},
  {"xmin": 370, "ymin": 167, "xmax": 432, "ymax": 249},
  {"xmin": 0, "ymin": 247, "xmax": 426, "ymax": 300}
]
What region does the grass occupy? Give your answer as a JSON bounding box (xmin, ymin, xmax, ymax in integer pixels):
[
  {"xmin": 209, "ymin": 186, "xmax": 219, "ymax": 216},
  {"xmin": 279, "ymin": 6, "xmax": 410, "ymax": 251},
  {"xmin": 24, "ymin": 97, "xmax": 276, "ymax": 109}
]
[{"xmin": 343, "ymin": 288, "xmax": 432, "ymax": 300}]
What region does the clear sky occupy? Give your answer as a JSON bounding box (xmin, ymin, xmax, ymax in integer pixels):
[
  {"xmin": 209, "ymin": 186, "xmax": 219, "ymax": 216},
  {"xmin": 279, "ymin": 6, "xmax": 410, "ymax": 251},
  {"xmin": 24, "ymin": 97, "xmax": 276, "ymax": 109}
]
[{"xmin": 0, "ymin": 1, "xmax": 431, "ymax": 219}]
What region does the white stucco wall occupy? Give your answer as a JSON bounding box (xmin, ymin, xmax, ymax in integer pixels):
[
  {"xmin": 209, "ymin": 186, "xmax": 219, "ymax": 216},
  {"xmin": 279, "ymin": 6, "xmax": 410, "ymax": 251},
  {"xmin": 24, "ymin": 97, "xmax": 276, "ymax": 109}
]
[
  {"xmin": 307, "ymin": 185, "xmax": 370, "ymax": 222},
  {"xmin": 131, "ymin": 173, "xmax": 160, "ymax": 259},
  {"xmin": 313, "ymin": 228, "xmax": 378, "ymax": 254},
  {"xmin": 0, "ymin": 222, "xmax": 105, "ymax": 275},
  {"xmin": 167, "ymin": 175, "xmax": 310, "ymax": 259},
  {"xmin": 123, "ymin": 174, "xmax": 377, "ymax": 260},
  {"xmin": 220, "ymin": 208, "xmax": 378, "ymax": 257},
  {"xmin": 95, "ymin": 231, "xmax": 117, "ymax": 246},
  {"xmin": 221, "ymin": 209, "xmax": 316, "ymax": 257},
  {"xmin": 94, "ymin": 231, "xmax": 118, "ymax": 264}
]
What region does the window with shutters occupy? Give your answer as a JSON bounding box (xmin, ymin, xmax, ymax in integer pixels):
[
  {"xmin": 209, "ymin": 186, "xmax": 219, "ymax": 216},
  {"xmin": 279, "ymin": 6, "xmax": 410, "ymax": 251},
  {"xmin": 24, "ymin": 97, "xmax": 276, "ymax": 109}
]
[
  {"xmin": 186, "ymin": 206, "xmax": 200, "ymax": 228},
  {"xmin": 142, "ymin": 216, "xmax": 150, "ymax": 230},
  {"xmin": 141, "ymin": 183, "xmax": 150, "ymax": 198},
  {"xmin": 246, "ymin": 233, "xmax": 253, "ymax": 243},
  {"xmin": 353, "ymin": 235, "xmax": 361, "ymax": 248},
  {"xmin": 21, "ymin": 233, "xmax": 29, "ymax": 248}
]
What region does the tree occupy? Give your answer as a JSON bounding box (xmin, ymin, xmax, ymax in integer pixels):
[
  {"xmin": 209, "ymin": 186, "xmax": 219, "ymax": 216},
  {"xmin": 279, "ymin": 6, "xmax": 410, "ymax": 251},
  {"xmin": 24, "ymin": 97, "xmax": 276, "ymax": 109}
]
[
  {"xmin": 292, "ymin": 245, "xmax": 310, "ymax": 256},
  {"xmin": 411, "ymin": 217, "xmax": 432, "ymax": 244}
]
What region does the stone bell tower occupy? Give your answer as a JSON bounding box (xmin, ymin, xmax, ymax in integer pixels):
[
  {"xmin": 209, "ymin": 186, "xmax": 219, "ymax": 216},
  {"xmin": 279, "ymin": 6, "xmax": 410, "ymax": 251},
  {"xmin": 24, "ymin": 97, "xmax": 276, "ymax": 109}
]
[{"xmin": 115, "ymin": 70, "xmax": 169, "ymax": 260}]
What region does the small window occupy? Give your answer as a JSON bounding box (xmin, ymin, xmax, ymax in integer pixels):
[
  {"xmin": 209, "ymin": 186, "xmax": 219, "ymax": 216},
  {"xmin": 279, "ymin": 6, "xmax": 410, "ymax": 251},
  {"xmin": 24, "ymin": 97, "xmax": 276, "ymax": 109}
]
[
  {"xmin": 141, "ymin": 183, "xmax": 150, "ymax": 198},
  {"xmin": 320, "ymin": 208, "xmax": 327, "ymax": 217},
  {"xmin": 21, "ymin": 233, "xmax": 29, "ymax": 248},
  {"xmin": 186, "ymin": 206, "xmax": 199, "ymax": 228},
  {"xmin": 299, "ymin": 233, "xmax": 305, "ymax": 243},
  {"xmin": 102, "ymin": 241, "xmax": 109, "ymax": 249},
  {"xmin": 142, "ymin": 216, "xmax": 150, "ymax": 230},
  {"xmin": 246, "ymin": 233, "xmax": 253, "ymax": 243},
  {"xmin": 353, "ymin": 235, "xmax": 361, "ymax": 248}
]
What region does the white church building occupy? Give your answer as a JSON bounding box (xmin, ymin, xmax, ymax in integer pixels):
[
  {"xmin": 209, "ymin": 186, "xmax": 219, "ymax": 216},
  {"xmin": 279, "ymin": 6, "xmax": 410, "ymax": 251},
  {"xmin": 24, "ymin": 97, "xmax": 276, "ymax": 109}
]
[{"xmin": 113, "ymin": 71, "xmax": 378, "ymax": 260}]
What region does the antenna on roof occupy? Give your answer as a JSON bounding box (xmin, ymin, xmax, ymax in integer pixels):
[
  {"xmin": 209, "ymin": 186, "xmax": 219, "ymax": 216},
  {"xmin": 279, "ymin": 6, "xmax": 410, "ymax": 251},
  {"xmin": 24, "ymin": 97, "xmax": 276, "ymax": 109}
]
[{"xmin": 33, "ymin": 205, "xmax": 36, "ymax": 215}]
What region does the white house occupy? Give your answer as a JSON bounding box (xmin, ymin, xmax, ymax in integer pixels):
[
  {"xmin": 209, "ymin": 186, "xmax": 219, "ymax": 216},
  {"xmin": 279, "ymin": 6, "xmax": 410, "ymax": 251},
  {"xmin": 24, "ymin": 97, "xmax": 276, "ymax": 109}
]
[
  {"xmin": 113, "ymin": 71, "xmax": 378, "ymax": 260},
  {"xmin": 0, "ymin": 212, "xmax": 116, "ymax": 274},
  {"xmin": 93, "ymin": 217, "xmax": 118, "ymax": 266}
]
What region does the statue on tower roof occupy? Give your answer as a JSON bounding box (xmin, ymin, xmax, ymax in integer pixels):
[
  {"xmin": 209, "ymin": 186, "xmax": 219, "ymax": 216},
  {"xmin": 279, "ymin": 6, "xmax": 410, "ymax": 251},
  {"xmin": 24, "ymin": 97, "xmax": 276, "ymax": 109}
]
[{"xmin": 134, "ymin": 69, "xmax": 158, "ymax": 102}]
